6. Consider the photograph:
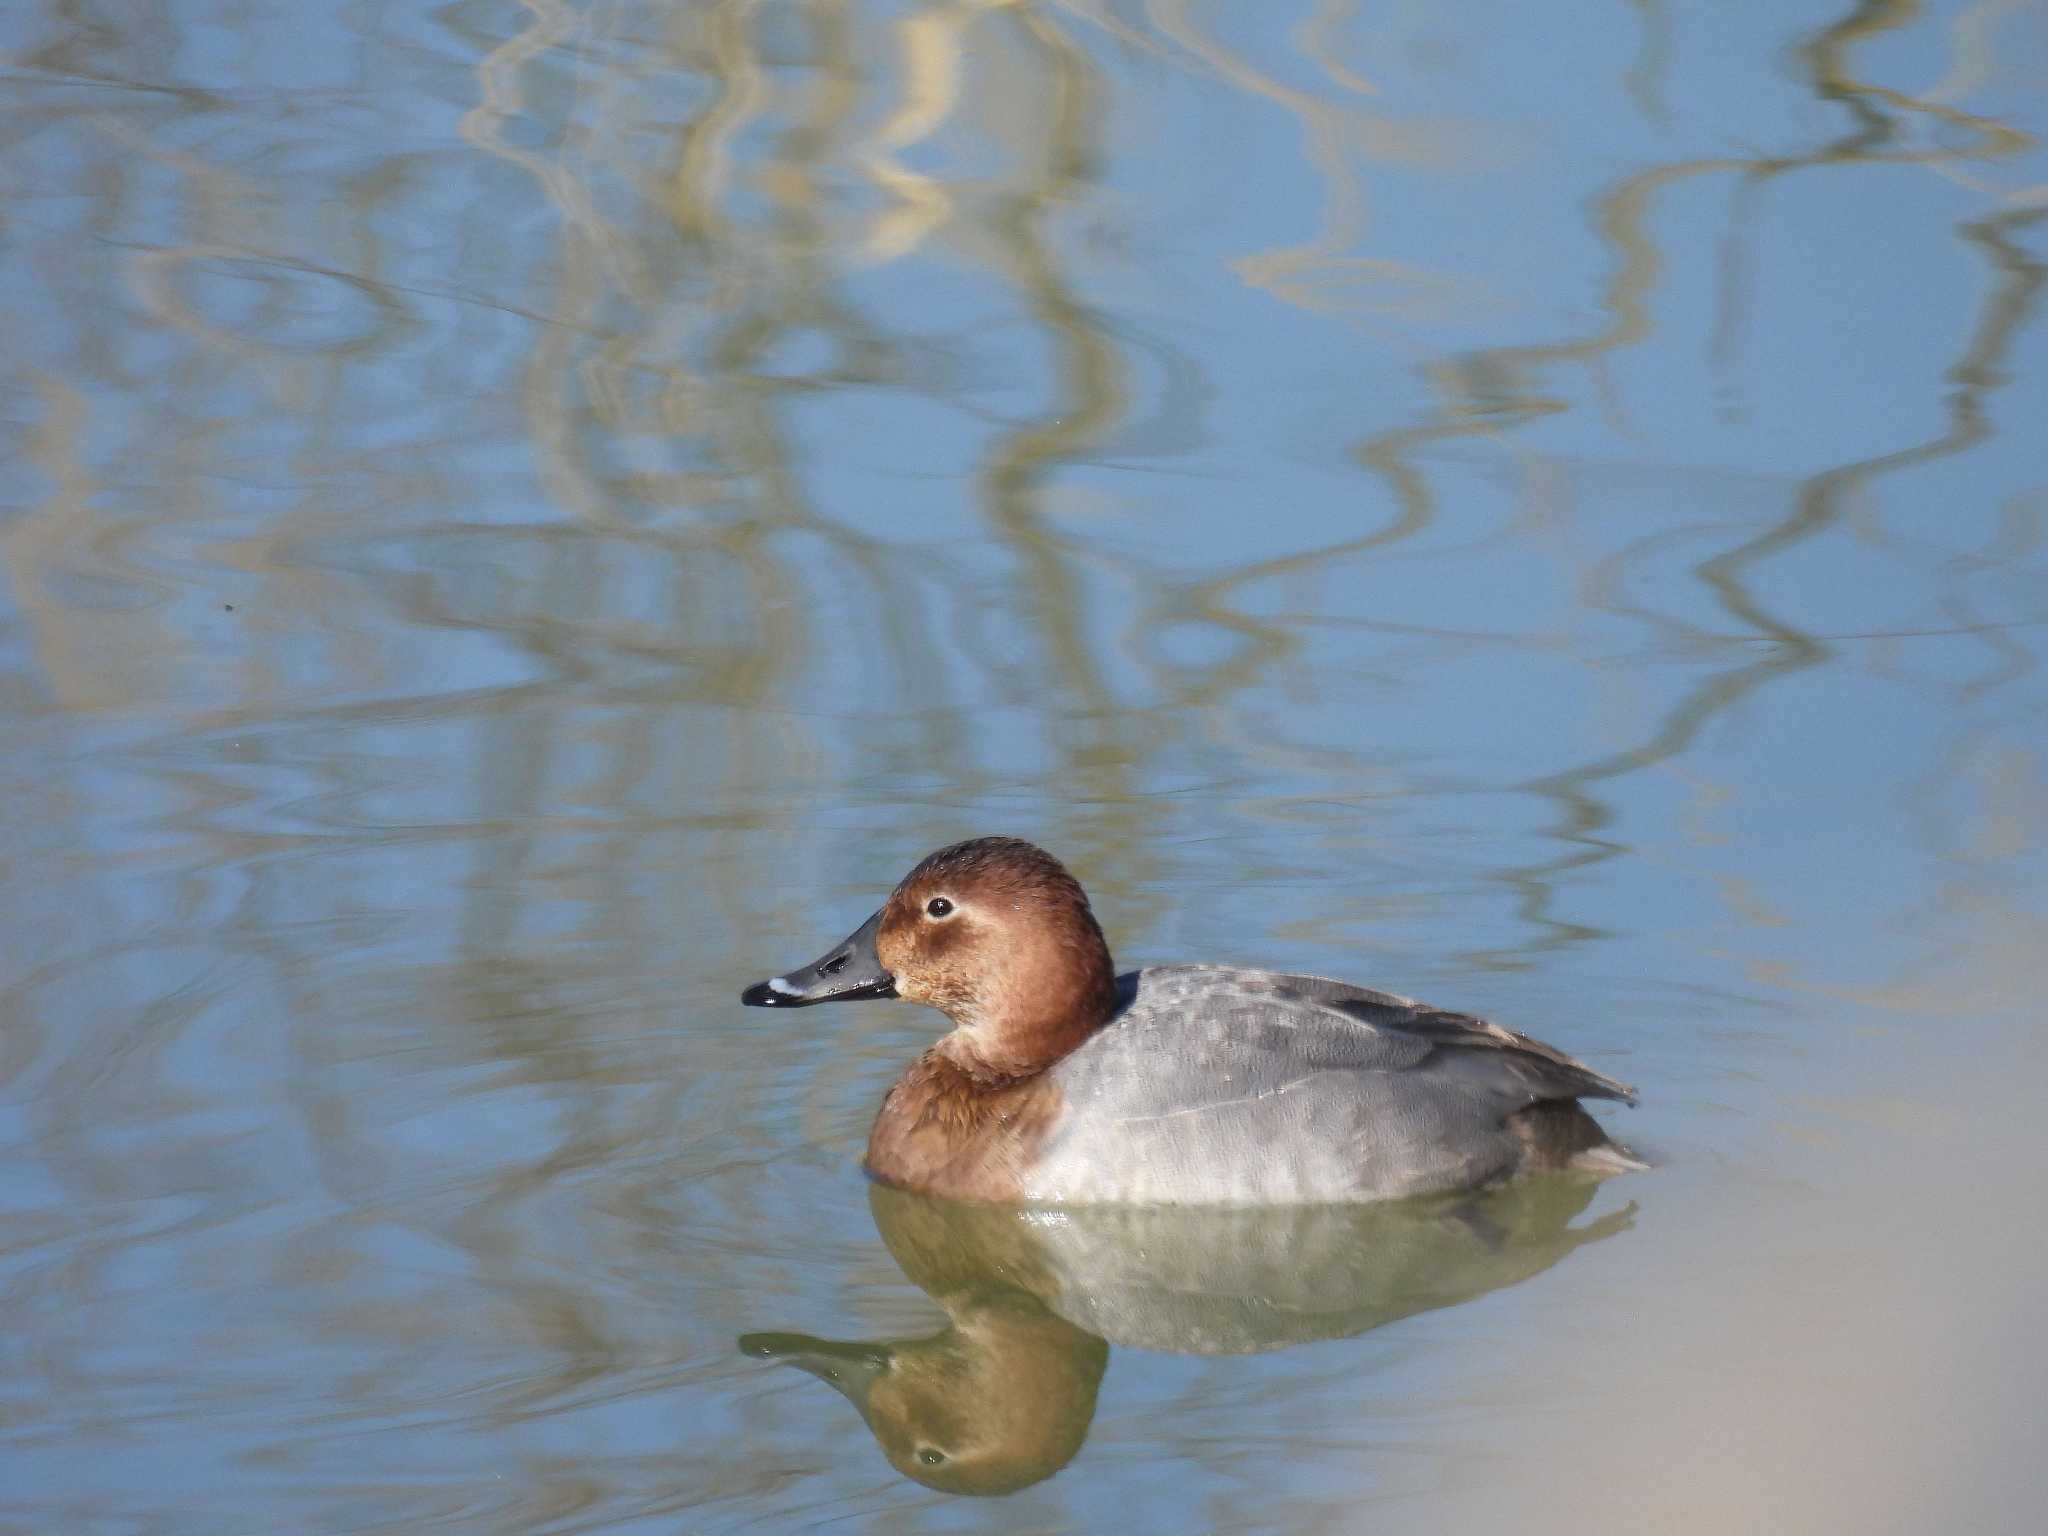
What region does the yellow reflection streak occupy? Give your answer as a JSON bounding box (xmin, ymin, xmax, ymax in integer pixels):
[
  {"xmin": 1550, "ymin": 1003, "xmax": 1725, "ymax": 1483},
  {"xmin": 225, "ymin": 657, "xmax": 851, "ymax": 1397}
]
[
  {"xmin": 1303, "ymin": 0, "xmax": 2043, "ymax": 961},
  {"xmin": 1144, "ymin": 0, "xmax": 1480, "ymax": 319},
  {"xmin": 1922, "ymin": 0, "xmax": 2029, "ymax": 106},
  {"xmin": 12, "ymin": 380, "xmax": 150, "ymax": 712},
  {"xmin": 1292, "ymin": 0, "xmax": 1379, "ymax": 99},
  {"xmin": 853, "ymin": 0, "xmax": 979, "ymax": 265},
  {"xmin": 958, "ymin": 2, "xmax": 1180, "ymax": 908},
  {"xmin": 664, "ymin": 0, "xmax": 767, "ymax": 250},
  {"xmin": 1798, "ymin": 0, "xmax": 2031, "ymax": 164},
  {"xmin": 1473, "ymin": 206, "xmax": 2048, "ymax": 967}
]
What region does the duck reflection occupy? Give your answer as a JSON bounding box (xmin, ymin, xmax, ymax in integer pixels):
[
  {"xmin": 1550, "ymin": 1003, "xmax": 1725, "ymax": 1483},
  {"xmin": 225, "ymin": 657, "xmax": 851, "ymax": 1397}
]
[{"xmin": 741, "ymin": 1176, "xmax": 1633, "ymax": 1495}]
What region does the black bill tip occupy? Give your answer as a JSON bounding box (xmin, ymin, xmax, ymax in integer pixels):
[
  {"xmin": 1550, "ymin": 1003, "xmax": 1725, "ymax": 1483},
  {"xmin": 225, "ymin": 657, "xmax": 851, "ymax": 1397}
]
[{"xmin": 740, "ymin": 974, "xmax": 897, "ymax": 1007}]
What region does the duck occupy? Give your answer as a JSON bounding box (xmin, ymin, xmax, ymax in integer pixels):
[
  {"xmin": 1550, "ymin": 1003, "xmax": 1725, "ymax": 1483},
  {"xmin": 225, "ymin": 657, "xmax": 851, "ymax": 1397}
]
[
  {"xmin": 741, "ymin": 1176, "xmax": 1631, "ymax": 1492},
  {"xmin": 741, "ymin": 836, "xmax": 1642, "ymax": 1205}
]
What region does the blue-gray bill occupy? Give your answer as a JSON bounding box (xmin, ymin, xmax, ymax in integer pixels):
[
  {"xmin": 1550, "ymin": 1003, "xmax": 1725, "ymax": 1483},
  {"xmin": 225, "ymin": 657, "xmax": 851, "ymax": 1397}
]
[{"xmin": 740, "ymin": 908, "xmax": 898, "ymax": 1007}]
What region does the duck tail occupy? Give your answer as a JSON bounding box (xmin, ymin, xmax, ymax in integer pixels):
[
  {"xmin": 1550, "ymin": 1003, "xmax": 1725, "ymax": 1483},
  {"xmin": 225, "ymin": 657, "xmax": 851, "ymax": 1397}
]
[{"xmin": 1508, "ymin": 1100, "xmax": 1649, "ymax": 1175}]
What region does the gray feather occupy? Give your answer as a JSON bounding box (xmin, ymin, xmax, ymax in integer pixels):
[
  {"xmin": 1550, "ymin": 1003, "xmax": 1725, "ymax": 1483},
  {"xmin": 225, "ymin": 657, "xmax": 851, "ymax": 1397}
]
[{"xmin": 1024, "ymin": 966, "xmax": 1634, "ymax": 1205}]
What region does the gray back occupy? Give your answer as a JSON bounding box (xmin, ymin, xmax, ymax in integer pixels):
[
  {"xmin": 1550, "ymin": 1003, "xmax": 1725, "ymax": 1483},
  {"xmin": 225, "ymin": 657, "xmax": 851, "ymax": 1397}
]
[{"xmin": 1024, "ymin": 966, "xmax": 1623, "ymax": 1204}]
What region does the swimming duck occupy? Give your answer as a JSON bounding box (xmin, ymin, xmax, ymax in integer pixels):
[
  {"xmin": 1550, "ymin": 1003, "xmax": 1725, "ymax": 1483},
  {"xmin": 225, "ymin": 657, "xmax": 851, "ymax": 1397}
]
[{"xmin": 741, "ymin": 837, "xmax": 1641, "ymax": 1204}]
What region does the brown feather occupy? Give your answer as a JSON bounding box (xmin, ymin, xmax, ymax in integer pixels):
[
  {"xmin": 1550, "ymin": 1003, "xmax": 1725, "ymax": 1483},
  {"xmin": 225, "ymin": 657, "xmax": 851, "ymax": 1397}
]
[{"xmin": 865, "ymin": 1048, "xmax": 1066, "ymax": 1202}]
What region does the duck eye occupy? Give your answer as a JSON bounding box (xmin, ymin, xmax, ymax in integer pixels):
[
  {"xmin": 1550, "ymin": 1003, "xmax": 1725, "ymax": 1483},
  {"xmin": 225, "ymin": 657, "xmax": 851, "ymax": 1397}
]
[
  {"xmin": 919, "ymin": 1448, "xmax": 947, "ymax": 1466},
  {"xmin": 924, "ymin": 897, "xmax": 954, "ymax": 919}
]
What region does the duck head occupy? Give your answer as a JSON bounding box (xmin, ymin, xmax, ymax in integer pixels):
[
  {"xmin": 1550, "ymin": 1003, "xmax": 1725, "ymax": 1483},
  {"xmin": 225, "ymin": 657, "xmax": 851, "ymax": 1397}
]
[
  {"xmin": 742, "ymin": 837, "xmax": 1121, "ymax": 1076},
  {"xmin": 739, "ymin": 1291, "xmax": 1107, "ymax": 1496}
]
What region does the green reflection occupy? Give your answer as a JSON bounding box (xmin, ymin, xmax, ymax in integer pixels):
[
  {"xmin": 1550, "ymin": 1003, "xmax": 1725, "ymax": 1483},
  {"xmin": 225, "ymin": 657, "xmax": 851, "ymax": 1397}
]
[{"xmin": 743, "ymin": 1175, "xmax": 1632, "ymax": 1495}]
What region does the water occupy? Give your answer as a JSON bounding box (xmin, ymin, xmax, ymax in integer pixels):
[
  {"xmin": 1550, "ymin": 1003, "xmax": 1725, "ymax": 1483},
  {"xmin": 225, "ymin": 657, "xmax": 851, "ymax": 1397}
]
[{"xmin": 2, "ymin": 1, "xmax": 2045, "ymax": 1530}]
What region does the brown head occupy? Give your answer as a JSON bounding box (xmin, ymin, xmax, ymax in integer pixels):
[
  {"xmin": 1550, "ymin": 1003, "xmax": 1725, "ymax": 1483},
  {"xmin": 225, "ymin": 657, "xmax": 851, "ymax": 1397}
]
[
  {"xmin": 739, "ymin": 1290, "xmax": 1108, "ymax": 1495},
  {"xmin": 741, "ymin": 837, "xmax": 1121, "ymax": 1079}
]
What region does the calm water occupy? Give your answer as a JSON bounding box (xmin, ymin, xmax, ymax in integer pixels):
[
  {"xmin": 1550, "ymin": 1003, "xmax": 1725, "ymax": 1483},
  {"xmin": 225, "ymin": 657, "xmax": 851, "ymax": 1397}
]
[{"xmin": 4, "ymin": 1, "xmax": 2047, "ymax": 1530}]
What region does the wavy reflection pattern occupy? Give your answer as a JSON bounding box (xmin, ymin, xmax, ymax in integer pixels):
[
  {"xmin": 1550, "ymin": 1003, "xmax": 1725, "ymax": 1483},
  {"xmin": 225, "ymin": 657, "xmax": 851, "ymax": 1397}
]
[{"xmin": 0, "ymin": 0, "xmax": 2044, "ymax": 1529}]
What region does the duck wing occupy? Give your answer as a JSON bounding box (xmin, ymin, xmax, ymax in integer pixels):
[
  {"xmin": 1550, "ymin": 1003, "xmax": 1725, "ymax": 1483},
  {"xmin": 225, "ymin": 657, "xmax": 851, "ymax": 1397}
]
[{"xmin": 1225, "ymin": 968, "xmax": 1638, "ymax": 1105}]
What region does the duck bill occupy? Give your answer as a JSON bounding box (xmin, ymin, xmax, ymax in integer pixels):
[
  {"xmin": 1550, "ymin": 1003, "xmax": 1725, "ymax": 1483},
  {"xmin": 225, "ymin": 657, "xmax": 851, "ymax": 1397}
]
[
  {"xmin": 739, "ymin": 1332, "xmax": 891, "ymax": 1412},
  {"xmin": 740, "ymin": 909, "xmax": 898, "ymax": 1007}
]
